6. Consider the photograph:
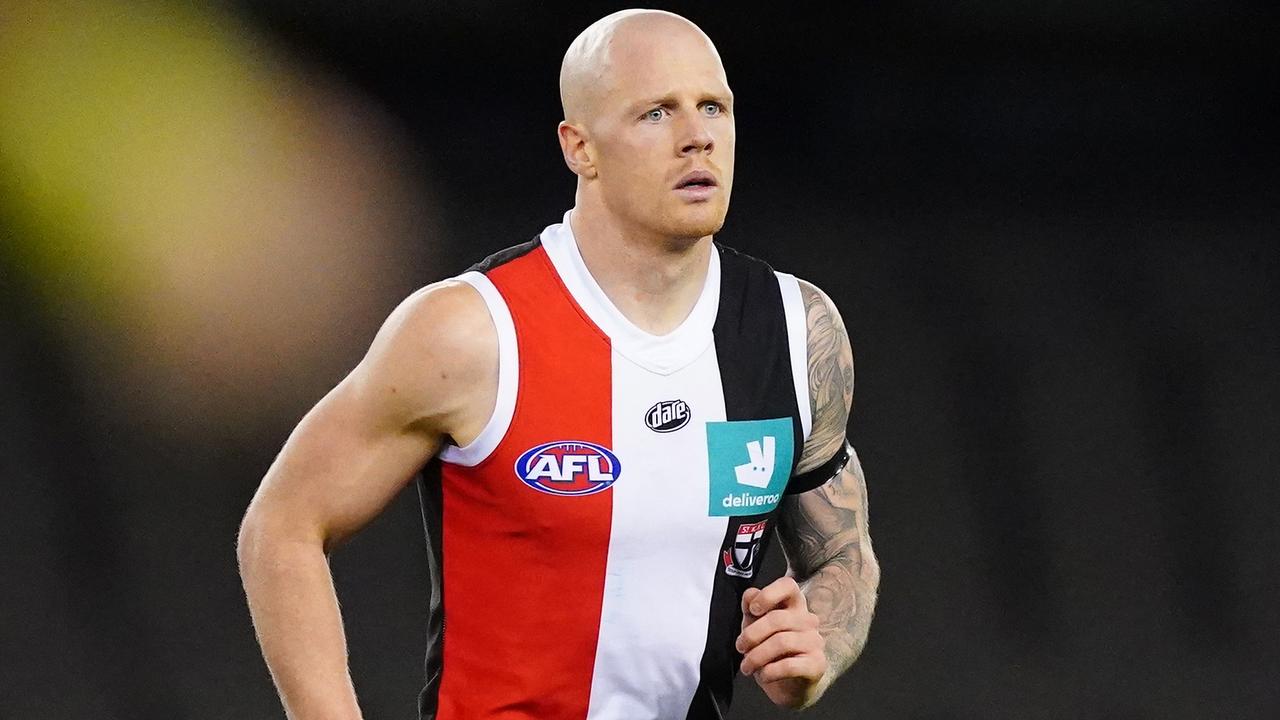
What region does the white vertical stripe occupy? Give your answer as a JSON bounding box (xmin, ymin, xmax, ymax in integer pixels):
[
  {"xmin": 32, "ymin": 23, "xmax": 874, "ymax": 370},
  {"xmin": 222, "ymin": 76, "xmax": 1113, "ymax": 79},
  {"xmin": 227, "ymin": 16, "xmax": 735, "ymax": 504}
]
[
  {"xmin": 776, "ymin": 272, "xmax": 812, "ymax": 442},
  {"xmin": 540, "ymin": 209, "xmax": 721, "ymax": 375},
  {"xmin": 438, "ymin": 271, "xmax": 518, "ymax": 466},
  {"xmin": 586, "ymin": 345, "xmax": 728, "ymax": 720}
]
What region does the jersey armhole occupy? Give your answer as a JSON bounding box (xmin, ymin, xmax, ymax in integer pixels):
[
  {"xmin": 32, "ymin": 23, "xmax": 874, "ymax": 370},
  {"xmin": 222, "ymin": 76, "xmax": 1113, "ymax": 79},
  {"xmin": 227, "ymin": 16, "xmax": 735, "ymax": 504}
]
[
  {"xmin": 776, "ymin": 271, "xmax": 812, "ymax": 443},
  {"xmin": 438, "ymin": 271, "xmax": 518, "ymax": 467}
]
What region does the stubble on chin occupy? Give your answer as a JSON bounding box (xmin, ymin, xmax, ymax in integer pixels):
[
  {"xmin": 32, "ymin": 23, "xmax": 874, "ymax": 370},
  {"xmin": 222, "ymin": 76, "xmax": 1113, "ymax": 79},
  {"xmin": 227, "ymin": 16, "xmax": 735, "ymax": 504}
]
[{"xmin": 656, "ymin": 202, "xmax": 729, "ymax": 241}]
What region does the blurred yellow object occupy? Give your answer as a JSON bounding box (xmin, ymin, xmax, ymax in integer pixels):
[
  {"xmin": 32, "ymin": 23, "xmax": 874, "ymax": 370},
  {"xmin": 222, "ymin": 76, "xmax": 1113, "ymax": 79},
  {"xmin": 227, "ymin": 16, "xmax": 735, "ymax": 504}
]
[
  {"xmin": 0, "ymin": 0, "xmax": 438, "ymax": 438},
  {"xmin": 1, "ymin": 1, "xmax": 267, "ymax": 303}
]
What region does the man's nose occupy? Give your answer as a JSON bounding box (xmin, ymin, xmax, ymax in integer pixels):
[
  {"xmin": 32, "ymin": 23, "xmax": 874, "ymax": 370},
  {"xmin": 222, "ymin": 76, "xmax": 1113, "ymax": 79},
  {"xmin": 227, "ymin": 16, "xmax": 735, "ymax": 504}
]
[{"xmin": 679, "ymin": 113, "xmax": 715, "ymax": 156}]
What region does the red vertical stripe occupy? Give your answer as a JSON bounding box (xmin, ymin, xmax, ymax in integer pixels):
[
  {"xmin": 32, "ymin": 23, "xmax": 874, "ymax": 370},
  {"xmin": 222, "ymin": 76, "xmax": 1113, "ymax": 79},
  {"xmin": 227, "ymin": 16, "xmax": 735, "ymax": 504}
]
[{"xmin": 437, "ymin": 247, "xmax": 613, "ymax": 719}]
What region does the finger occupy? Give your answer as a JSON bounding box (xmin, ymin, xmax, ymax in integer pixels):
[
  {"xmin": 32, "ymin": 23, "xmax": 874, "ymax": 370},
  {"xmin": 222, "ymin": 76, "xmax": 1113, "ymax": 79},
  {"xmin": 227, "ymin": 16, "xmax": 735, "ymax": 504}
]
[
  {"xmin": 736, "ymin": 607, "xmax": 819, "ymax": 654},
  {"xmin": 737, "ymin": 609, "xmax": 784, "ymax": 654},
  {"xmin": 740, "ymin": 587, "xmax": 762, "ymax": 621},
  {"xmin": 753, "ymin": 654, "xmax": 827, "ymax": 685},
  {"xmin": 746, "ymin": 576, "xmax": 805, "ymax": 617},
  {"xmin": 739, "ymin": 630, "xmax": 824, "ymax": 676}
]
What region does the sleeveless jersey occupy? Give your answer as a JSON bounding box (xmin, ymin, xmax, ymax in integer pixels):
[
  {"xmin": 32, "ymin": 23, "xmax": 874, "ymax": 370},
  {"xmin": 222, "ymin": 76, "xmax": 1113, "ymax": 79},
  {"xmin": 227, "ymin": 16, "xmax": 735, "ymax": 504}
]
[{"xmin": 416, "ymin": 210, "xmax": 822, "ymax": 720}]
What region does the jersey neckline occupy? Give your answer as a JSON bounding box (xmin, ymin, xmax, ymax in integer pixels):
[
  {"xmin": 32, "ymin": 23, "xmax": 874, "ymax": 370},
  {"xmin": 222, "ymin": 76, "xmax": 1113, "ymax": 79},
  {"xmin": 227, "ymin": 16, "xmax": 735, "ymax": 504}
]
[{"xmin": 539, "ymin": 208, "xmax": 720, "ymax": 376}]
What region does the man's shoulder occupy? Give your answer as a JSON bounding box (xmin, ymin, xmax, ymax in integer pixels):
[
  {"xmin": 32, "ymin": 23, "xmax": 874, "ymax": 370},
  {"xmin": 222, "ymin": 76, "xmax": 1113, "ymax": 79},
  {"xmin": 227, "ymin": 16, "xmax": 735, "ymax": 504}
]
[
  {"xmin": 384, "ymin": 279, "xmax": 496, "ymax": 366},
  {"xmin": 713, "ymin": 242, "xmax": 829, "ymax": 305},
  {"xmin": 357, "ymin": 279, "xmax": 497, "ymax": 416},
  {"xmin": 794, "ymin": 277, "xmax": 838, "ymax": 319},
  {"xmin": 712, "ymin": 242, "xmax": 844, "ymax": 326}
]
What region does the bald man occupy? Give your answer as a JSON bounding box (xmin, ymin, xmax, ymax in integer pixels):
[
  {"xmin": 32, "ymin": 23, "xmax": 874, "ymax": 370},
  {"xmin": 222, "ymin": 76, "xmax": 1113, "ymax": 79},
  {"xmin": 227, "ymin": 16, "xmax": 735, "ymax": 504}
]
[{"xmin": 238, "ymin": 9, "xmax": 878, "ymax": 720}]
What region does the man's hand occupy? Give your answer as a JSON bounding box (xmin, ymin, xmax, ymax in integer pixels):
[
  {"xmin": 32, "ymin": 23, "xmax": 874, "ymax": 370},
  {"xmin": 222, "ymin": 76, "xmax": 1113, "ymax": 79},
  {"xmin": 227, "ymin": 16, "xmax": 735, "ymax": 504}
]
[{"xmin": 735, "ymin": 576, "xmax": 830, "ymax": 709}]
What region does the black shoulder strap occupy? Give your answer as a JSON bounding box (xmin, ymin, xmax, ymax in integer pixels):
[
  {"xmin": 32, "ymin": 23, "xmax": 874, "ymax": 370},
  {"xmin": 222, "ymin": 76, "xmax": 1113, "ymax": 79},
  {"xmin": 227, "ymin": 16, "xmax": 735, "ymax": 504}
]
[{"xmin": 465, "ymin": 236, "xmax": 542, "ymax": 274}]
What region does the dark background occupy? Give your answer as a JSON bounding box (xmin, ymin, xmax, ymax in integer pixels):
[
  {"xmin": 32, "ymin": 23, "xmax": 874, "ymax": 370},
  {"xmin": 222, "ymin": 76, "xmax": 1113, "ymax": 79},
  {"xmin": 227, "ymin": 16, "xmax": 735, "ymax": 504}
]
[{"xmin": 2, "ymin": 2, "xmax": 1278, "ymax": 718}]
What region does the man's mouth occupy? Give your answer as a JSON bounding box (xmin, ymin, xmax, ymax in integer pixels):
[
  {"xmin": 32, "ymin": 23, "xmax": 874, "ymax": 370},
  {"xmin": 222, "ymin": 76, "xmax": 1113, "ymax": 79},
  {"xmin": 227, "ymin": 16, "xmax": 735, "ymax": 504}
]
[{"xmin": 675, "ymin": 170, "xmax": 718, "ymax": 189}]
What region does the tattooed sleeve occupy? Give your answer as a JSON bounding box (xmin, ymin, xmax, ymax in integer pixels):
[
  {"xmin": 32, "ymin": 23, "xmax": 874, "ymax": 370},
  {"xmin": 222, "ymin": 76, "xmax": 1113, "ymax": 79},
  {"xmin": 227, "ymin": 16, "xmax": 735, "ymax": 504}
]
[{"xmin": 777, "ymin": 280, "xmax": 880, "ymax": 692}]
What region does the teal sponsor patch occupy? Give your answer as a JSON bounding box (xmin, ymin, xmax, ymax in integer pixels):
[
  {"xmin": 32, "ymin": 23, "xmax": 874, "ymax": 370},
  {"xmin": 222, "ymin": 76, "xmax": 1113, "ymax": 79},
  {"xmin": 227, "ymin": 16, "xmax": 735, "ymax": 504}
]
[{"xmin": 706, "ymin": 418, "xmax": 794, "ymax": 516}]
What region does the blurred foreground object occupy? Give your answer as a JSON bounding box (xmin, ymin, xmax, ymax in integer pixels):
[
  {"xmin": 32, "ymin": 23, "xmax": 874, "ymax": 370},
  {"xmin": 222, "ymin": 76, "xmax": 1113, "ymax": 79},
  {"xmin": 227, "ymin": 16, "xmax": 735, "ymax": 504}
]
[{"xmin": 0, "ymin": 0, "xmax": 439, "ymax": 440}]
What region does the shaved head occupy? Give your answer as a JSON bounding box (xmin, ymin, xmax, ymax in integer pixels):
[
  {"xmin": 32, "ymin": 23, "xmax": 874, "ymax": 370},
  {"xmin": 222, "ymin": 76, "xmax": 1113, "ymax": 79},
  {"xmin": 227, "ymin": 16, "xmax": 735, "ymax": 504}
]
[
  {"xmin": 556, "ymin": 9, "xmax": 735, "ymax": 243},
  {"xmin": 559, "ymin": 9, "xmax": 724, "ymax": 126}
]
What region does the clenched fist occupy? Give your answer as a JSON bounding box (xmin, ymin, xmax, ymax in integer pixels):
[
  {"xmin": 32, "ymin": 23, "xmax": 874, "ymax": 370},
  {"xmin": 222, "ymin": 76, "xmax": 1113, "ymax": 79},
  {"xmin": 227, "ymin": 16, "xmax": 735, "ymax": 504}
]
[{"xmin": 735, "ymin": 576, "xmax": 830, "ymax": 708}]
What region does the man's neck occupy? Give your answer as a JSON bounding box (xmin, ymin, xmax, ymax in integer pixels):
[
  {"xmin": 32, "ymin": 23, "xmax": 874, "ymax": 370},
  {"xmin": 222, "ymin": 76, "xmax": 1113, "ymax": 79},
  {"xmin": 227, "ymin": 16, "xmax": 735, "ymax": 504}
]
[{"xmin": 568, "ymin": 205, "xmax": 712, "ymax": 336}]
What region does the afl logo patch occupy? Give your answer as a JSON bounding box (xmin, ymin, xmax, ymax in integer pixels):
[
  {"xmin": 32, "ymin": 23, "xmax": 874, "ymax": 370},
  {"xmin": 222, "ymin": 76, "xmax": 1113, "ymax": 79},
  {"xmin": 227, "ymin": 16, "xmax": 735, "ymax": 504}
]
[
  {"xmin": 515, "ymin": 441, "xmax": 621, "ymax": 497},
  {"xmin": 645, "ymin": 399, "xmax": 690, "ymax": 433}
]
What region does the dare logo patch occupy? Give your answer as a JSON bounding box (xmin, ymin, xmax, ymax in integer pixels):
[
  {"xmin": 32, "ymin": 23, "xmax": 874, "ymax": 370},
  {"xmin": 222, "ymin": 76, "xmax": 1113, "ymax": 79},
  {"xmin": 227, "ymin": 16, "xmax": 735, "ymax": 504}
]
[{"xmin": 645, "ymin": 399, "xmax": 691, "ymax": 433}]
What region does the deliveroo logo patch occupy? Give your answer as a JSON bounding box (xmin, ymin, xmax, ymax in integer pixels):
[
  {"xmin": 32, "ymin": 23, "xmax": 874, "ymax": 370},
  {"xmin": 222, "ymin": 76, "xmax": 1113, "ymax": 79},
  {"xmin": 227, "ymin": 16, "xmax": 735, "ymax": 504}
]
[{"xmin": 706, "ymin": 418, "xmax": 793, "ymax": 516}]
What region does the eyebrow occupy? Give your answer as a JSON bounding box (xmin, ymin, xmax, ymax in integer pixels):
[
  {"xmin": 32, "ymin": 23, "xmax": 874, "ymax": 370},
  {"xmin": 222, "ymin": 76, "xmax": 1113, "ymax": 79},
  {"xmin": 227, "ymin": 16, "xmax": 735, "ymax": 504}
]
[{"xmin": 631, "ymin": 92, "xmax": 734, "ymax": 113}]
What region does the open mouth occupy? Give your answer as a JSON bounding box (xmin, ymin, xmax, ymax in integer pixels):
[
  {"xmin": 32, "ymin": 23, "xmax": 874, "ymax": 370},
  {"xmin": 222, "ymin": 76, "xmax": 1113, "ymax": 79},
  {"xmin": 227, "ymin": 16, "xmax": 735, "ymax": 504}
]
[{"xmin": 675, "ymin": 171, "xmax": 718, "ymax": 190}]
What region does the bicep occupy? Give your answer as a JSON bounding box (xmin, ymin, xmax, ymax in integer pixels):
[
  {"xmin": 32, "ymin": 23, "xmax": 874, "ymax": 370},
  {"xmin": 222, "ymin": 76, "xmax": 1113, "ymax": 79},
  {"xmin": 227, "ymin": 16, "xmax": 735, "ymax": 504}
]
[
  {"xmin": 244, "ymin": 282, "xmax": 486, "ymax": 551},
  {"xmin": 794, "ymin": 279, "xmax": 853, "ymax": 474},
  {"xmin": 251, "ymin": 366, "xmax": 443, "ymax": 551}
]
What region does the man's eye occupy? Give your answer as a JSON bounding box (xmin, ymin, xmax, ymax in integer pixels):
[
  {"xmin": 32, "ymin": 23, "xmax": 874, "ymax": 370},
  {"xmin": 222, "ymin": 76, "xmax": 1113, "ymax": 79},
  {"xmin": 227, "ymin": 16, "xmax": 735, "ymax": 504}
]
[
  {"xmin": 702, "ymin": 103, "xmax": 722, "ymax": 117},
  {"xmin": 645, "ymin": 108, "xmax": 666, "ymax": 122}
]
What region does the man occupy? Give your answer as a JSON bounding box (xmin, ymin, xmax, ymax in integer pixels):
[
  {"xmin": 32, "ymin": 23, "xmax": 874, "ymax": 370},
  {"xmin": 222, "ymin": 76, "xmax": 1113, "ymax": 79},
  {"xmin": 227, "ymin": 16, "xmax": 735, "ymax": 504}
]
[{"xmin": 238, "ymin": 9, "xmax": 879, "ymax": 719}]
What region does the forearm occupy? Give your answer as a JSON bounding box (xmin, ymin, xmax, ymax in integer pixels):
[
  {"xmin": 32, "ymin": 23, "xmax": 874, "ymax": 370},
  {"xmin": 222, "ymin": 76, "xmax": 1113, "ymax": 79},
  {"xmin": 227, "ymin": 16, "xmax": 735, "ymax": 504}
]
[
  {"xmin": 238, "ymin": 525, "xmax": 363, "ymax": 720},
  {"xmin": 778, "ymin": 453, "xmax": 880, "ymax": 704},
  {"xmin": 798, "ymin": 556, "xmax": 878, "ymax": 691}
]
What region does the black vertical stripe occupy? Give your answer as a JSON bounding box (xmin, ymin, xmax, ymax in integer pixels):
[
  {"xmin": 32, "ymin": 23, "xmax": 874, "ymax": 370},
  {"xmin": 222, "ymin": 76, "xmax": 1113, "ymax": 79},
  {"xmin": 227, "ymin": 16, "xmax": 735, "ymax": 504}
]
[
  {"xmin": 686, "ymin": 243, "xmax": 805, "ymax": 719},
  {"xmin": 416, "ymin": 460, "xmax": 445, "ymax": 720}
]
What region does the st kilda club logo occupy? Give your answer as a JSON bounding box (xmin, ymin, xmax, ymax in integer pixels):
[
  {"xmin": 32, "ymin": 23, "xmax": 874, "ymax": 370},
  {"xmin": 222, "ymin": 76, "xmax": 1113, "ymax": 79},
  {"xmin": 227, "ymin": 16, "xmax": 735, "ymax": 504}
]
[
  {"xmin": 723, "ymin": 519, "xmax": 768, "ymax": 578},
  {"xmin": 645, "ymin": 399, "xmax": 690, "ymax": 433}
]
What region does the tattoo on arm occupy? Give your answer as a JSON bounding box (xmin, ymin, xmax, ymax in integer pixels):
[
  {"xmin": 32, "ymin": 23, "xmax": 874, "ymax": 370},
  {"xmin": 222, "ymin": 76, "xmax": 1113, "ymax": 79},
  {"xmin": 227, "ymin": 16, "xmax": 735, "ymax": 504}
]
[
  {"xmin": 778, "ymin": 280, "xmax": 879, "ymax": 691},
  {"xmin": 778, "ymin": 453, "xmax": 879, "ymax": 685},
  {"xmin": 796, "ymin": 281, "xmax": 854, "ymax": 474}
]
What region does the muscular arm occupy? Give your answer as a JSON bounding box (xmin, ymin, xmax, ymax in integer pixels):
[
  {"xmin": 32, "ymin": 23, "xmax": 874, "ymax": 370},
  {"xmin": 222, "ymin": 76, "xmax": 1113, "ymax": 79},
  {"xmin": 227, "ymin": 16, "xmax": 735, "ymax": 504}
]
[
  {"xmin": 236, "ymin": 281, "xmax": 495, "ymax": 720},
  {"xmin": 776, "ymin": 280, "xmax": 880, "ymax": 700}
]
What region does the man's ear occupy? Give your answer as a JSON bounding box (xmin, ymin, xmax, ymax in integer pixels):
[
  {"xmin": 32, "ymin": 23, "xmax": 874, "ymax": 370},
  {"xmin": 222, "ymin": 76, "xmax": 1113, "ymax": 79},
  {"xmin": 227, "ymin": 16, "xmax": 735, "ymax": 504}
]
[{"xmin": 557, "ymin": 121, "xmax": 597, "ymax": 179}]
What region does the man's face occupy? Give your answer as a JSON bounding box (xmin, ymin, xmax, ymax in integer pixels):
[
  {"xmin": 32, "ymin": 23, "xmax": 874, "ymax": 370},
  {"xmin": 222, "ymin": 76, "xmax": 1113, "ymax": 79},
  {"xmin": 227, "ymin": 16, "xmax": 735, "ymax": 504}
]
[{"xmin": 587, "ymin": 29, "xmax": 735, "ymax": 241}]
